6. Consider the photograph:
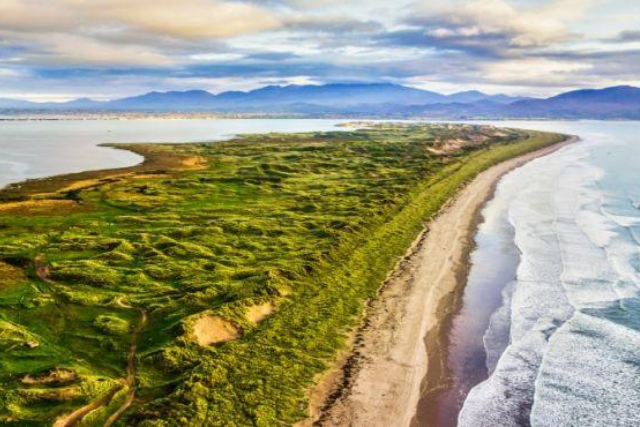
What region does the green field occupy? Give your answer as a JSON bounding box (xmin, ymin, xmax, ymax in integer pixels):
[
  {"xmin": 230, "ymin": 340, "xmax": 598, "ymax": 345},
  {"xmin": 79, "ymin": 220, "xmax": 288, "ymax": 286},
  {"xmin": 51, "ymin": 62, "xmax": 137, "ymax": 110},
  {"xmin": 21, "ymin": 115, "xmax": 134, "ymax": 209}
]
[{"xmin": 0, "ymin": 124, "xmax": 565, "ymax": 426}]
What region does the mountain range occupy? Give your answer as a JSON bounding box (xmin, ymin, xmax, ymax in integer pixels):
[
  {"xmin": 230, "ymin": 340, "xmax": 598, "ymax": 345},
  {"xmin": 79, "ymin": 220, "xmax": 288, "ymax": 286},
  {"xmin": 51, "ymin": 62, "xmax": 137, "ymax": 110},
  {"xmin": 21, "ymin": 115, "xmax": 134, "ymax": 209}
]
[{"xmin": 2, "ymin": 83, "xmax": 640, "ymax": 119}]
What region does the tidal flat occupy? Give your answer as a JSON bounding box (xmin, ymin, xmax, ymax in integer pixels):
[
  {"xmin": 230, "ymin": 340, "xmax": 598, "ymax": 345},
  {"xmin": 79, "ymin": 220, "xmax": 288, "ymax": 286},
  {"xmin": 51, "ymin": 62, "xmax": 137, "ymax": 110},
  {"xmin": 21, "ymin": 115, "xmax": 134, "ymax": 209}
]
[{"xmin": 0, "ymin": 124, "xmax": 564, "ymax": 426}]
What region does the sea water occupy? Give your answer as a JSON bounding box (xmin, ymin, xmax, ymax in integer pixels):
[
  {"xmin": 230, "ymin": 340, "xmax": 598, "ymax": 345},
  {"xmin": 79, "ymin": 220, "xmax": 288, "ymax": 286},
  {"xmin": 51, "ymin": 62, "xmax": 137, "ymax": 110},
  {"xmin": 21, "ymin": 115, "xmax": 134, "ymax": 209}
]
[
  {"xmin": 453, "ymin": 121, "xmax": 640, "ymax": 426},
  {"xmin": 0, "ymin": 119, "xmax": 348, "ymax": 189}
]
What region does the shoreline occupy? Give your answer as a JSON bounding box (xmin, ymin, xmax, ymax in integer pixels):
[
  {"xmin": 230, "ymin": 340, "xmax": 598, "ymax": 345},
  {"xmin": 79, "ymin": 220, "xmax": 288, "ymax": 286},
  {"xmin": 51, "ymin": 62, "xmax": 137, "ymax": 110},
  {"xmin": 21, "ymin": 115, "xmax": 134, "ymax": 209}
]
[
  {"xmin": 313, "ymin": 135, "xmax": 578, "ymax": 427},
  {"xmin": 0, "ymin": 125, "xmax": 572, "ymax": 425}
]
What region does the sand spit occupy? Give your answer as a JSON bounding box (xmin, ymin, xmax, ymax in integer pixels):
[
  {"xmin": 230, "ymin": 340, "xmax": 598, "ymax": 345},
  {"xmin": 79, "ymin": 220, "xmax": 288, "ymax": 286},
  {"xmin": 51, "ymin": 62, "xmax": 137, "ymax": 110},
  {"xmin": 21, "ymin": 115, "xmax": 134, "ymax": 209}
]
[{"xmin": 315, "ymin": 136, "xmax": 578, "ymax": 427}]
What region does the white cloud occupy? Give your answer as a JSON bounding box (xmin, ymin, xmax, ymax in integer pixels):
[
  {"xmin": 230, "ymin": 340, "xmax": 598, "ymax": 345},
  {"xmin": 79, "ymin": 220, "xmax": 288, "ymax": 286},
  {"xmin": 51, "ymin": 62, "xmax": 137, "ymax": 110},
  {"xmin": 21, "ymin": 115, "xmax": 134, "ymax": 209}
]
[
  {"xmin": 415, "ymin": 0, "xmax": 595, "ymax": 48},
  {"xmin": 75, "ymin": 0, "xmax": 282, "ymax": 38},
  {"xmin": 0, "ymin": 0, "xmax": 282, "ymax": 67},
  {"xmin": 27, "ymin": 34, "xmax": 175, "ymax": 66},
  {"xmin": 0, "ymin": 0, "xmax": 636, "ymax": 99},
  {"xmin": 483, "ymin": 57, "xmax": 593, "ymax": 84},
  {"xmin": 161, "ymin": 75, "xmax": 320, "ymax": 93},
  {"xmin": 189, "ymin": 53, "xmax": 245, "ymax": 62},
  {"xmin": 0, "ymin": 67, "xmax": 24, "ymax": 77}
]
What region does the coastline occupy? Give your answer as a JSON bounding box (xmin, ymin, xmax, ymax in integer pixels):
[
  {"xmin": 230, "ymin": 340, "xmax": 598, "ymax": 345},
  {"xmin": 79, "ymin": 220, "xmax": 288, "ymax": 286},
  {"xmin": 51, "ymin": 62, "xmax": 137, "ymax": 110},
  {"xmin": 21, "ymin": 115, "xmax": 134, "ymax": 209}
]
[
  {"xmin": 0, "ymin": 125, "xmax": 571, "ymax": 425},
  {"xmin": 313, "ymin": 135, "xmax": 578, "ymax": 427}
]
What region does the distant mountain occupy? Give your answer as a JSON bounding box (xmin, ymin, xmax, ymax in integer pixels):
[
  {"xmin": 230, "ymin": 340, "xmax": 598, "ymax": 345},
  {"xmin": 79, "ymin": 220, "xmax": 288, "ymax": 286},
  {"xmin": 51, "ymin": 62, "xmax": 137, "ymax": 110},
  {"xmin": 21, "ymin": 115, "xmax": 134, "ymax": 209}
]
[
  {"xmin": 0, "ymin": 98, "xmax": 39, "ymax": 109},
  {"xmin": 104, "ymin": 83, "xmax": 451, "ymax": 111},
  {"xmin": 447, "ymin": 90, "xmax": 531, "ymax": 104},
  {"xmin": 0, "ymin": 83, "xmax": 526, "ymax": 112},
  {"xmin": 108, "ymin": 90, "xmax": 217, "ymax": 110},
  {"xmin": 506, "ymin": 86, "xmax": 640, "ymax": 119},
  {"xmin": 372, "ymin": 86, "xmax": 640, "ymax": 119},
  {"xmin": 61, "ymin": 98, "xmax": 106, "ymax": 109},
  {"xmin": 2, "ymin": 84, "xmax": 639, "ymax": 119},
  {"xmin": 0, "ymin": 97, "xmax": 105, "ymax": 110}
]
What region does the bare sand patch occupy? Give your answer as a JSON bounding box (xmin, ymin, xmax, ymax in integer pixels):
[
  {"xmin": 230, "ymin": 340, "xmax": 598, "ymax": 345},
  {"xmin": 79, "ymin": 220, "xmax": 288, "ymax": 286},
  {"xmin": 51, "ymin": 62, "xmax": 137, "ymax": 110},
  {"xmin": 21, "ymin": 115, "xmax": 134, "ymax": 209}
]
[
  {"xmin": 22, "ymin": 369, "xmax": 78, "ymax": 386},
  {"xmin": 59, "ymin": 179, "xmax": 103, "ymax": 192},
  {"xmin": 180, "ymin": 155, "xmax": 207, "ymax": 170},
  {"xmin": 246, "ymin": 302, "xmax": 275, "ymax": 324},
  {"xmin": 192, "ymin": 315, "xmax": 240, "ymax": 346},
  {"xmin": 132, "ymin": 174, "xmax": 170, "ymax": 180}
]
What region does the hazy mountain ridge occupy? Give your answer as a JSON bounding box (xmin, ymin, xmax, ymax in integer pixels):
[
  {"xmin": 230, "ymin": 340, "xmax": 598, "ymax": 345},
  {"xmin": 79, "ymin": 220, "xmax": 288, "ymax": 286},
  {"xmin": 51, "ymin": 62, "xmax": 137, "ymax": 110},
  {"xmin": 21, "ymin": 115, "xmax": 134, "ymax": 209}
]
[
  {"xmin": 0, "ymin": 83, "xmax": 528, "ymax": 111},
  {"xmin": 1, "ymin": 84, "xmax": 639, "ymax": 119}
]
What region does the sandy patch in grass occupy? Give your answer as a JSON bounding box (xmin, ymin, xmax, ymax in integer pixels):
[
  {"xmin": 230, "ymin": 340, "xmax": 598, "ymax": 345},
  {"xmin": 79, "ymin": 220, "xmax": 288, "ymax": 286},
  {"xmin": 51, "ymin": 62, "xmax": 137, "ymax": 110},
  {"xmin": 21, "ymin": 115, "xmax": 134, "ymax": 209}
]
[
  {"xmin": 59, "ymin": 179, "xmax": 103, "ymax": 192},
  {"xmin": 246, "ymin": 302, "xmax": 275, "ymax": 324},
  {"xmin": 22, "ymin": 369, "xmax": 78, "ymax": 386},
  {"xmin": 0, "ymin": 200, "xmax": 80, "ymax": 216},
  {"xmin": 133, "ymin": 174, "xmax": 170, "ymax": 180},
  {"xmin": 180, "ymin": 156, "xmax": 207, "ymax": 170},
  {"xmin": 192, "ymin": 315, "xmax": 240, "ymax": 346}
]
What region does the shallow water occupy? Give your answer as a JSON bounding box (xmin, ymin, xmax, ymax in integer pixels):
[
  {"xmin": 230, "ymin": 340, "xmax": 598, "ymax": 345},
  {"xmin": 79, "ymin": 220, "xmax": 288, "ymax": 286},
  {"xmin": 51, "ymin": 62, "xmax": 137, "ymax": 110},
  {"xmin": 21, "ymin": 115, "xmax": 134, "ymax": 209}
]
[
  {"xmin": 0, "ymin": 119, "xmax": 348, "ymax": 189},
  {"xmin": 425, "ymin": 121, "xmax": 640, "ymax": 427}
]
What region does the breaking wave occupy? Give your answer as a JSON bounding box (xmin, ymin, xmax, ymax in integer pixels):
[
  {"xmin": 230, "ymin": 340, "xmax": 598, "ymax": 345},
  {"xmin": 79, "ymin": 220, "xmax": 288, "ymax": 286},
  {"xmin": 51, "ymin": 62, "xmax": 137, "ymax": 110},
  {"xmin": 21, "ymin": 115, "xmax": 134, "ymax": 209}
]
[{"xmin": 459, "ymin": 124, "xmax": 640, "ymax": 427}]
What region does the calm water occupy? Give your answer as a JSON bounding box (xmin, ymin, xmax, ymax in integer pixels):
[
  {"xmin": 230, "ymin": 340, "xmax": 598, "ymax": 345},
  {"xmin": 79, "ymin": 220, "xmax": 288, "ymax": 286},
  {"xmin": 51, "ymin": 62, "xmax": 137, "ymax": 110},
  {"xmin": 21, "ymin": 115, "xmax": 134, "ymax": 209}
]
[
  {"xmin": 424, "ymin": 121, "xmax": 640, "ymax": 427},
  {"xmin": 0, "ymin": 119, "xmax": 348, "ymax": 189}
]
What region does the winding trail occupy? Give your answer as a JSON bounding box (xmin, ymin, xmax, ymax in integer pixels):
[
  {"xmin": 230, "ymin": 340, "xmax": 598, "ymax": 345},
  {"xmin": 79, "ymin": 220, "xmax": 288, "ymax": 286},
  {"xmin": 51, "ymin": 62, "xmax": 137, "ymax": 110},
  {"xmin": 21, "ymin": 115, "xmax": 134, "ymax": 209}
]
[
  {"xmin": 104, "ymin": 306, "xmax": 148, "ymax": 427},
  {"xmin": 34, "ymin": 256, "xmax": 147, "ymax": 427}
]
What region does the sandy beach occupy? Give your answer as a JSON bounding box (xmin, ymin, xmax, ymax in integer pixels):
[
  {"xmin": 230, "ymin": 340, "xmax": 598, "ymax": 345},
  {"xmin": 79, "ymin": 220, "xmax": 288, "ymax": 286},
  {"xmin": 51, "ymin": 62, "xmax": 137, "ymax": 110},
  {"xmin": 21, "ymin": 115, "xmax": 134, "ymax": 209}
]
[{"xmin": 313, "ymin": 136, "xmax": 578, "ymax": 427}]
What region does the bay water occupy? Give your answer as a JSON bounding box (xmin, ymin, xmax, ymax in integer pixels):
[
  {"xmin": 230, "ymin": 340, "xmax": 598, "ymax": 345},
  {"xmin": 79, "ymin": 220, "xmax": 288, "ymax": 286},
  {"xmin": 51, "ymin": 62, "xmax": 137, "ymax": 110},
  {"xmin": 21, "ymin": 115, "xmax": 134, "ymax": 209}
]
[{"xmin": 0, "ymin": 119, "xmax": 347, "ymax": 189}]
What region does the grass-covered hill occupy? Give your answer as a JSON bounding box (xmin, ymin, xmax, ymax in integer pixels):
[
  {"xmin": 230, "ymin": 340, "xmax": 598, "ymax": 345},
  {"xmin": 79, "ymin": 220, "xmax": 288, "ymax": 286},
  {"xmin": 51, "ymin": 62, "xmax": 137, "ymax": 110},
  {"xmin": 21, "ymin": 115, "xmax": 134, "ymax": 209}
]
[{"xmin": 0, "ymin": 124, "xmax": 565, "ymax": 426}]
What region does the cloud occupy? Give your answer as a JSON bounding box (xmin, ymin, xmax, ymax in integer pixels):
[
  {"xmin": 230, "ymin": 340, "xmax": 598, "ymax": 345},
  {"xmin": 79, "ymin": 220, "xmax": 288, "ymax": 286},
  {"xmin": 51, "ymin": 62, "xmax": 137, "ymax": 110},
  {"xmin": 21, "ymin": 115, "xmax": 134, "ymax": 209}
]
[
  {"xmin": 283, "ymin": 15, "xmax": 384, "ymax": 35},
  {"xmin": 0, "ymin": 0, "xmax": 282, "ymax": 68},
  {"xmin": 0, "ymin": 0, "xmax": 638, "ymax": 101},
  {"xmin": 613, "ymin": 30, "xmax": 640, "ymax": 43},
  {"xmin": 161, "ymin": 75, "xmax": 320, "ymax": 93},
  {"xmin": 0, "ymin": 67, "xmax": 24, "ymax": 78},
  {"xmin": 76, "ymin": 0, "xmax": 282, "ymax": 38},
  {"xmin": 0, "ymin": 1, "xmax": 281, "ymax": 38},
  {"xmin": 482, "ymin": 57, "xmax": 593, "ymax": 86},
  {"xmin": 396, "ymin": 0, "xmax": 594, "ymax": 55},
  {"xmin": 31, "ymin": 34, "xmax": 176, "ymax": 66},
  {"xmin": 0, "ymin": 0, "xmax": 76, "ymax": 32}
]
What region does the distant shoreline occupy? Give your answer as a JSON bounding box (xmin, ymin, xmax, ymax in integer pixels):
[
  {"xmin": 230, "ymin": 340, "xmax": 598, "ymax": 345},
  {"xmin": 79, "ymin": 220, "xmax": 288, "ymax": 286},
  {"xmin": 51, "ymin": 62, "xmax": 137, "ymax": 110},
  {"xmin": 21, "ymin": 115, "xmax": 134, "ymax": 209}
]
[
  {"xmin": 0, "ymin": 113, "xmax": 638, "ymax": 123},
  {"xmin": 1, "ymin": 114, "xmax": 637, "ymax": 122},
  {"xmin": 312, "ymin": 134, "xmax": 577, "ymax": 427}
]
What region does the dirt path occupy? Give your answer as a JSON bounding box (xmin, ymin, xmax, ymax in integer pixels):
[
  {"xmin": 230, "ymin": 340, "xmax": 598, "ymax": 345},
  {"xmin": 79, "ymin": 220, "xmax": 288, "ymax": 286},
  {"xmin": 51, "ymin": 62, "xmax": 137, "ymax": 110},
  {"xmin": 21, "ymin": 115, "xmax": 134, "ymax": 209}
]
[
  {"xmin": 103, "ymin": 307, "xmax": 148, "ymax": 427},
  {"xmin": 52, "ymin": 385, "xmax": 124, "ymax": 427},
  {"xmin": 314, "ymin": 137, "xmax": 577, "ymax": 427},
  {"xmin": 34, "ymin": 256, "xmax": 148, "ymax": 427}
]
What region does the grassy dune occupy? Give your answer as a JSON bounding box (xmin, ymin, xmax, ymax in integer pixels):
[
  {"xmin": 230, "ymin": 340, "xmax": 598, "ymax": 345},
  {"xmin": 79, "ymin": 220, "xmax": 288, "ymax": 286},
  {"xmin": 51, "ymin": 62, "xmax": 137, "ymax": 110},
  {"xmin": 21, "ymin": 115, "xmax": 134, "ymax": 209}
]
[{"xmin": 0, "ymin": 124, "xmax": 565, "ymax": 426}]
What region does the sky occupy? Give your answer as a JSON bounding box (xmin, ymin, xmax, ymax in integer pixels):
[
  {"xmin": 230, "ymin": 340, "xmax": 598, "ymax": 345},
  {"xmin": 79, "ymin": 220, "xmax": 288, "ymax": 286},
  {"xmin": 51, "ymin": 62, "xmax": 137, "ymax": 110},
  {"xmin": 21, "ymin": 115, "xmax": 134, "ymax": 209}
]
[{"xmin": 0, "ymin": 0, "xmax": 639, "ymax": 102}]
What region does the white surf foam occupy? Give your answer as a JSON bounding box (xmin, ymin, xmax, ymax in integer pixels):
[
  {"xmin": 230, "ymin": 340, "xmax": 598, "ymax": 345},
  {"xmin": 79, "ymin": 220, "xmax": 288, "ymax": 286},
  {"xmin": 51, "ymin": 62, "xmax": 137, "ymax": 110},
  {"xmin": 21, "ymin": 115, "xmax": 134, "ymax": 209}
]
[{"xmin": 459, "ymin": 129, "xmax": 640, "ymax": 426}]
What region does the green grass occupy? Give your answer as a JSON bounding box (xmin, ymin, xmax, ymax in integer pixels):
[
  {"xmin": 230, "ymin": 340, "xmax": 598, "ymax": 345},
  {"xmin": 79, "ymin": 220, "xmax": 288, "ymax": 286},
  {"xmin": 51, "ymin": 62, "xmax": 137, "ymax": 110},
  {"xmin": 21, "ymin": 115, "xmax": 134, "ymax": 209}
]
[{"xmin": 0, "ymin": 123, "xmax": 566, "ymax": 425}]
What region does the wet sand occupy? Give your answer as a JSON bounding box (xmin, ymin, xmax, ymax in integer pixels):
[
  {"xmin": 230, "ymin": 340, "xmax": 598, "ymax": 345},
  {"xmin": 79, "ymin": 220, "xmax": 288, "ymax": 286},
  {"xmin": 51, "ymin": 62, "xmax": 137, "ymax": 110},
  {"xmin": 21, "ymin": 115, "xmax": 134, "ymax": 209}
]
[{"xmin": 314, "ymin": 136, "xmax": 577, "ymax": 427}]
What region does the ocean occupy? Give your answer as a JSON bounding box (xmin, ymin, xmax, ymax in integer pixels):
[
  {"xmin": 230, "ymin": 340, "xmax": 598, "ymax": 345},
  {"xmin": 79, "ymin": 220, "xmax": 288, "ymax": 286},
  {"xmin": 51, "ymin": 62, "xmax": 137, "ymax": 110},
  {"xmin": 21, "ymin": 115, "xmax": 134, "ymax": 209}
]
[{"xmin": 439, "ymin": 121, "xmax": 640, "ymax": 427}]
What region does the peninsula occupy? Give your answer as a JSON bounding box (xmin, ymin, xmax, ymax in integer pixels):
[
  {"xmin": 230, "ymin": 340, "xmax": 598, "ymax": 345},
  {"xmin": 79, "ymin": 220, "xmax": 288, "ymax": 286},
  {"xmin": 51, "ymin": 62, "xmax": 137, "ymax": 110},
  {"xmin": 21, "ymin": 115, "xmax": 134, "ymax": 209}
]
[{"xmin": 0, "ymin": 124, "xmax": 565, "ymax": 425}]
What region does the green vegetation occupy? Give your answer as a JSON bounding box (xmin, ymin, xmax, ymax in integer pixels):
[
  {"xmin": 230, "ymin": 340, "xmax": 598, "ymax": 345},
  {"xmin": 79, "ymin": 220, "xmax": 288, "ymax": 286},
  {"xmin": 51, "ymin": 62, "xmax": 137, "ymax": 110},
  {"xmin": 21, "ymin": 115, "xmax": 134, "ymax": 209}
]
[{"xmin": 0, "ymin": 124, "xmax": 565, "ymax": 426}]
